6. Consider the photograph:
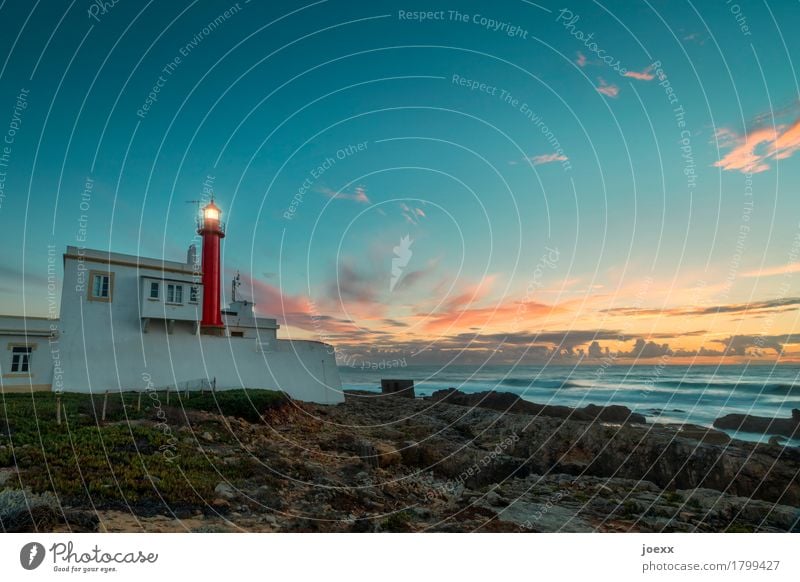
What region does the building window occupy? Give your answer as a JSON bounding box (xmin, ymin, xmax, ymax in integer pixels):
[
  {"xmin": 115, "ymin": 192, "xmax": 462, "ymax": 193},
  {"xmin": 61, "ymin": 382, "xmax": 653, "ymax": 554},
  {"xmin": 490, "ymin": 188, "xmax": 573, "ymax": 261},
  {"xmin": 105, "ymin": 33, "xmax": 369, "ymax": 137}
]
[
  {"xmin": 166, "ymin": 284, "xmax": 183, "ymax": 304},
  {"xmin": 88, "ymin": 270, "xmax": 114, "ymax": 302},
  {"xmin": 92, "ymin": 274, "xmax": 110, "ymax": 298},
  {"xmin": 149, "ymin": 282, "xmax": 160, "ymax": 299},
  {"xmin": 189, "ymin": 286, "xmax": 198, "ymax": 303},
  {"xmin": 11, "ymin": 346, "xmax": 32, "ymax": 373}
]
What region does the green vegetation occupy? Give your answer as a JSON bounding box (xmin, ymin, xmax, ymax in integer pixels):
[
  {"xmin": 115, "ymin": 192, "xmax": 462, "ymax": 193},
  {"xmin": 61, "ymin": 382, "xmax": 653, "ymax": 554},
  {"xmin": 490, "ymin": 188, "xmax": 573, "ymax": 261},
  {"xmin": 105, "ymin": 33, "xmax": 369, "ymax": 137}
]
[
  {"xmin": 0, "ymin": 390, "xmax": 287, "ymax": 512},
  {"xmin": 383, "ymin": 510, "xmax": 413, "ymax": 532},
  {"xmin": 663, "ymin": 490, "xmax": 684, "ymax": 504}
]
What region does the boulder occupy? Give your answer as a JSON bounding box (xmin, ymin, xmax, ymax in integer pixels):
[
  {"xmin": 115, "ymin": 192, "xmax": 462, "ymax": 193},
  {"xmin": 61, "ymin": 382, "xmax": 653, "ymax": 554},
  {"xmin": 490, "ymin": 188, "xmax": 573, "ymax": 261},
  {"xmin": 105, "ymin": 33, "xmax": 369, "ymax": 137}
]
[
  {"xmin": 713, "ymin": 410, "xmax": 800, "ymax": 438},
  {"xmin": 214, "ymin": 482, "xmax": 237, "ymax": 500}
]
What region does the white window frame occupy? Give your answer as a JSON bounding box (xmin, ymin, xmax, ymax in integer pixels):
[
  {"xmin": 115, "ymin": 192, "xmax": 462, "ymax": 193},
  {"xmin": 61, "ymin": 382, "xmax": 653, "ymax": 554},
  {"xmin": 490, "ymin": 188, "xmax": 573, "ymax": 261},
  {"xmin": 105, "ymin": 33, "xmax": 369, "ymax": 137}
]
[
  {"xmin": 10, "ymin": 346, "xmax": 32, "ymax": 373},
  {"xmin": 149, "ymin": 281, "xmax": 160, "ymax": 299},
  {"xmin": 89, "ymin": 272, "xmax": 113, "ymax": 301},
  {"xmin": 166, "ymin": 284, "xmax": 183, "ymax": 304},
  {"xmin": 189, "ymin": 286, "xmax": 199, "ymax": 303}
]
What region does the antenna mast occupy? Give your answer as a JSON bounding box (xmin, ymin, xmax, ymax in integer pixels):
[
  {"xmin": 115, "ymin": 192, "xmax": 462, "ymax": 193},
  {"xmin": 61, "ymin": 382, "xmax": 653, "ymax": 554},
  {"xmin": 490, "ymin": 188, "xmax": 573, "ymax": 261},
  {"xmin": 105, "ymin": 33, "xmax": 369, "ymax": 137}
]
[{"xmin": 232, "ymin": 271, "xmax": 241, "ymax": 302}]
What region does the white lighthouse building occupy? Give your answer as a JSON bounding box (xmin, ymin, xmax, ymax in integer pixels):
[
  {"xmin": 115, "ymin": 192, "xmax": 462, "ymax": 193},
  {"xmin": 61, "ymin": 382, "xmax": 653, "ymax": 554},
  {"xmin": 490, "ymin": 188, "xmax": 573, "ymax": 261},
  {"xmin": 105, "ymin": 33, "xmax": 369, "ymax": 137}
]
[{"xmin": 0, "ymin": 201, "xmax": 344, "ymax": 404}]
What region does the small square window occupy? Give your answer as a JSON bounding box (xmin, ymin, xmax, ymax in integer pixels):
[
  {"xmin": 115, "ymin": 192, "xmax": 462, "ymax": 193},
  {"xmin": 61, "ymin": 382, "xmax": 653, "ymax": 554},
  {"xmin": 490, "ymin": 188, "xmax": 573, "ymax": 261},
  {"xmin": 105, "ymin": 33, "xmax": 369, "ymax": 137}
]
[
  {"xmin": 189, "ymin": 286, "xmax": 198, "ymax": 303},
  {"xmin": 88, "ymin": 270, "xmax": 114, "ymax": 302},
  {"xmin": 92, "ymin": 274, "xmax": 110, "ymax": 298},
  {"xmin": 167, "ymin": 284, "xmax": 183, "ymax": 304},
  {"xmin": 149, "ymin": 282, "xmax": 159, "ymax": 299},
  {"xmin": 11, "ymin": 346, "xmax": 32, "ymax": 373}
]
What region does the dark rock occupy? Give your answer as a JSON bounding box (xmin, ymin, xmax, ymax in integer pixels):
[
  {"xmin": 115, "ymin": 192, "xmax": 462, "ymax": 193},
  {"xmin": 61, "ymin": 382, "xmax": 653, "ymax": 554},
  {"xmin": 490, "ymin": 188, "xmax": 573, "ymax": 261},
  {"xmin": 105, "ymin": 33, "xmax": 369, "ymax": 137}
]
[
  {"xmin": 381, "ymin": 379, "xmax": 415, "ymax": 398},
  {"xmin": 663, "ymin": 423, "xmax": 731, "ymax": 445},
  {"xmin": 713, "ymin": 410, "xmax": 800, "ymax": 438},
  {"xmin": 428, "ymin": 389, "xmax": 647, "ymax": 424}
]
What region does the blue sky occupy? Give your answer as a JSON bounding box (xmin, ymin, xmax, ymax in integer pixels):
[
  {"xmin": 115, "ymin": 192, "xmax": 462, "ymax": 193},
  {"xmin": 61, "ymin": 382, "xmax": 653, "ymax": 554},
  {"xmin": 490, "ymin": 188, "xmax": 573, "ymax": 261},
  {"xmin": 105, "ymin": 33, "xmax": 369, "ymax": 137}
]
[{"xmin": 1, "ymin": 0, "xmax": 799, "ymax": 363}]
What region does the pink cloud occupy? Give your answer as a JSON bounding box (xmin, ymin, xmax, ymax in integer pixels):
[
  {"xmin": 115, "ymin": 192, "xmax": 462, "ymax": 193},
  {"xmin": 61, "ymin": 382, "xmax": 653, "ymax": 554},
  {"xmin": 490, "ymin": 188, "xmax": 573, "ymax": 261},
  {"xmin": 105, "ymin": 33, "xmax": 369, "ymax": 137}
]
[
  {"xmin": 400, "ymin": 202, "xmax": 426, "ymax": 225},
  {"xmin": 529, "ymin": 153, "xmax": 569, "ymax": 165},
  {"xmin": 623, "ymin": 67, "xmax": 654, "ymax": 81},
  {"xmin": 576, "ymin": 51, "xmax": 587, "ymax": 67},
  {"xmin": 714, "ymin": 125, "xmax": 781, "ymax": 173},
  {"xmin": 596, "ymin": 78, "xmax": 620, "ymax": 98}
]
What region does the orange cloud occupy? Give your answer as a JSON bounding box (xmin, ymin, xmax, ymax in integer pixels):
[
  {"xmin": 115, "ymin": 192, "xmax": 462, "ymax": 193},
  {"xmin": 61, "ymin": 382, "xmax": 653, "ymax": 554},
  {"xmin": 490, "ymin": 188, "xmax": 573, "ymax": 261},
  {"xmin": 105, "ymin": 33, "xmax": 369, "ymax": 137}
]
[
  {"xmin": 421, "ymin": 301, "xmax": 557, "ymax": 334},
  {"xmin": 623, "ymin": 68, "xmax": 654, "ymax": 81},
  {"xmin": 714, "ymin": 118, "xmax": 800, "ymax": 173},
  {"xmin": 596, "ymin": 78, "xmax": 619, "ymax": 98}
]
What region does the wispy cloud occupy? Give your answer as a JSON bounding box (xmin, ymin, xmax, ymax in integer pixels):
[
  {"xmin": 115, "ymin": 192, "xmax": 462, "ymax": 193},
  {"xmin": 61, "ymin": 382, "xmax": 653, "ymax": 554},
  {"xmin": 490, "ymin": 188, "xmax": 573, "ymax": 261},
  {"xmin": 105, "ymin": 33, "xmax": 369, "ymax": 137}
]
[
  {"xmin": 529, "ymin": 153, "xmax": 569, "ymax": 165},
  {"xmin": 319, "ymin": 185, "xmax": 371, "ymax": 204},
  {"xmin": 596, "ymin": 78, "xmax": 620, "ymax": 98},
  {"xmin": 742, "ymin": 263, "xmax": 800, "ymax": 278},
  {"xmin": 602, "ymin": 297, "xmax": 800, "ymax": 317},
  {"xmin": 400, "ymin": 202, "xmax": 426, "ymax": 225},
  {"xmin": 623, "ymin": 66, "xmax": 654, "ymax": 81},
  {"xmin": 576, "ymin": 51, "xmax": 587, "ymax": 67}
]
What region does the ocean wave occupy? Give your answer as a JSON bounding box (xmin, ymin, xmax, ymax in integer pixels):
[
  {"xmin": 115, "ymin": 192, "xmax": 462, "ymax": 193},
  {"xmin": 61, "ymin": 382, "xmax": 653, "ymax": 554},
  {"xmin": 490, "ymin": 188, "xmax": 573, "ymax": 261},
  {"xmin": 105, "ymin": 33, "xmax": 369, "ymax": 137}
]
[
  {"xmin": 764, "ymin": 384, "xmax": 800, "ymax": 395},
  {"xmin": 499, "ymin": 378, "xmax": 586, "ymax": 389},
  {"xmin": 654, "ymin": 379, "xmax": 800, "ymax": 394}
]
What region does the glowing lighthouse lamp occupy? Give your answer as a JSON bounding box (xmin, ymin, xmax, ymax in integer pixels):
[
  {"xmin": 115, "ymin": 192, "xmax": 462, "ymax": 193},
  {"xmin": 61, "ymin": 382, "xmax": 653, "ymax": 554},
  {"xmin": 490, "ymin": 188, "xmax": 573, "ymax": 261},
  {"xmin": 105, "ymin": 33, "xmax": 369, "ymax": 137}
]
[{"xmin": 198, "ymin": 198, "xmax": 226, "ymax": 335}]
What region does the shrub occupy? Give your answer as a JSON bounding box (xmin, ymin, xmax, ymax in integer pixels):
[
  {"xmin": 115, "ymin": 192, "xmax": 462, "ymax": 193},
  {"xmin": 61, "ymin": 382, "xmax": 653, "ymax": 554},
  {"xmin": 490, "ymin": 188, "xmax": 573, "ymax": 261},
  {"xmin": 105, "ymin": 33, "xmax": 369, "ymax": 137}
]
[{"xmin": 0, "ymin": 488, "xmax": 60, "ymax": 532}]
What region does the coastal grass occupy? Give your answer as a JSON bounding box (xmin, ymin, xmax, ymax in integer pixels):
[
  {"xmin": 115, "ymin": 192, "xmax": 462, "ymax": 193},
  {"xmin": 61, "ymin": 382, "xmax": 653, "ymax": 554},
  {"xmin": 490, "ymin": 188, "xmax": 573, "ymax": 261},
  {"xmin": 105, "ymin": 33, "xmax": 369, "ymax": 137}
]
[{"xmin": 0, "ymin": 389, "xmax": 287, "ymax": 512}]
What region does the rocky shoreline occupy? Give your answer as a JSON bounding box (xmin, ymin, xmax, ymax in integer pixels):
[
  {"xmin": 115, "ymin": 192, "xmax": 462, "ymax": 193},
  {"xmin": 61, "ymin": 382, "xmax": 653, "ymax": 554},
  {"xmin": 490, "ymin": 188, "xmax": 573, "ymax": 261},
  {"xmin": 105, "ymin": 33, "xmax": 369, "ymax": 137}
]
[{"xmin": 3, "ymin": 389, "xmax": 799, "ymax": 532}]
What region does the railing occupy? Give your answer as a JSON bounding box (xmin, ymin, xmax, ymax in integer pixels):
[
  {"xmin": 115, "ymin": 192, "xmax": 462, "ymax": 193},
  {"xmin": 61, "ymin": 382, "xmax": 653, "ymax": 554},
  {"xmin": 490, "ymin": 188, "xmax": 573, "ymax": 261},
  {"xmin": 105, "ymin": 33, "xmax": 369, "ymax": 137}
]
[{"xmin": 196, "ymin": 217, "xmax": 226, "ymax": 234}]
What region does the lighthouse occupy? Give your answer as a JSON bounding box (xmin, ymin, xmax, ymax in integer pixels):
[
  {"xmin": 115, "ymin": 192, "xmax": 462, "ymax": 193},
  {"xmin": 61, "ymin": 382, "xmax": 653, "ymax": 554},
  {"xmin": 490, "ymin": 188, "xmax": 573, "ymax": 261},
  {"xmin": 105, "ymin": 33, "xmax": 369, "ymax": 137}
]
[{"xmin": 198, "ymin": 198, "xmax": 225, "ymax": 333}]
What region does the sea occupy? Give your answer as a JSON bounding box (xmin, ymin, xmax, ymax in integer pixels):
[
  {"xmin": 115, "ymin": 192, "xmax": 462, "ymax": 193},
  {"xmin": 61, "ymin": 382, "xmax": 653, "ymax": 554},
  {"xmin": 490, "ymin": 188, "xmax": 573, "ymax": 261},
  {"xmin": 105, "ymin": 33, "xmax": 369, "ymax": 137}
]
[{"xmin": 338, "ymin": 363, "xmax": 800, "ymax": 445}]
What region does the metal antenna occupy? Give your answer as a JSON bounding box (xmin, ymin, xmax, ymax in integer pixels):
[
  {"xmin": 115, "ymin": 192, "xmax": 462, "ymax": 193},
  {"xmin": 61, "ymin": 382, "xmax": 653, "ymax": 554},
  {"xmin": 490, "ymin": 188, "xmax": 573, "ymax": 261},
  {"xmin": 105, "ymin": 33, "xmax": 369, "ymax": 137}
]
[{"xmin": 232, "ymin": 270, "xmax": 241, "ymax": 302}]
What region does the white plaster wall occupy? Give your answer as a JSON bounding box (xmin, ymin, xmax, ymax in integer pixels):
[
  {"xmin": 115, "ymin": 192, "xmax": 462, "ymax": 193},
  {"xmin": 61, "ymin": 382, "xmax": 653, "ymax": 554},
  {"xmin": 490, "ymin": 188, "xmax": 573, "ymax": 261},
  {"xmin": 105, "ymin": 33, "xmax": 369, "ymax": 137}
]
[
  {"xmin": 0, "ymin": 331, "xmax": 56, "ymax": 390},
  {"xmin": 57, "ymin": 255, "xmax": 343, "ymax": 404}
]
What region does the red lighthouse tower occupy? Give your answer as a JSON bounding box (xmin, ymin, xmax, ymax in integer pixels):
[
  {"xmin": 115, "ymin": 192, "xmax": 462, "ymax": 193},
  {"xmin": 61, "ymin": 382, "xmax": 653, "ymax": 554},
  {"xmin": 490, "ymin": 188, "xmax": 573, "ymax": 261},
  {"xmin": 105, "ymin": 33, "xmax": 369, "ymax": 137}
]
[{"xmin": 198, "ymin": 199, "xmax": 225, "ymax": 333}]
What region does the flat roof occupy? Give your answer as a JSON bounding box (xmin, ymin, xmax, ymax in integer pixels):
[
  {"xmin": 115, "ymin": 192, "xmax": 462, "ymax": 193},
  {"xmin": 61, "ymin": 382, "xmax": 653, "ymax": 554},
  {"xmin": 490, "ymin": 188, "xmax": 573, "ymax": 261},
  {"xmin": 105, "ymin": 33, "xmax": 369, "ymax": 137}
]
[
  {"xmin": 0, "ymin": 315, "xmax": 57, "ymax": 336},
  {"xmin": 65, "ymin": 246, "xmax": 198, "ymax": 275}
]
